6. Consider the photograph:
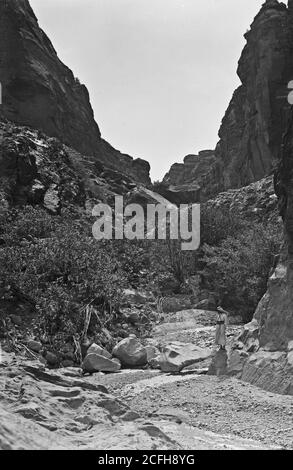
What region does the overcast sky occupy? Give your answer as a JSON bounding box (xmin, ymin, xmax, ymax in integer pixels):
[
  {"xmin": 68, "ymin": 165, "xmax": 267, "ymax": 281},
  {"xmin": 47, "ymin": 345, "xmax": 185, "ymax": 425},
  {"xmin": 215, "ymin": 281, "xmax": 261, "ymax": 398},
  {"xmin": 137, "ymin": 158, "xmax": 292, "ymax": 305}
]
[{"xmin": 30, "ymin": 0, "xmax": 264, "ymax": 180}]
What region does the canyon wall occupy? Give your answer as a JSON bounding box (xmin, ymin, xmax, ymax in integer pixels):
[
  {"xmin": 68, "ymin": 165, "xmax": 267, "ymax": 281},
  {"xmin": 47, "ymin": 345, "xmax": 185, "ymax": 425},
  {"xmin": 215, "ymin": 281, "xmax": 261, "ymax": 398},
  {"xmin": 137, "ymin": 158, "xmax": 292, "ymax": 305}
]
[
  {"xmin": 163, "ymin": 0, "xmax": 293, "ymax": 201},
  {"xmin": 0, "ymin": 0, "xmax": 150, "ymax": 185}
]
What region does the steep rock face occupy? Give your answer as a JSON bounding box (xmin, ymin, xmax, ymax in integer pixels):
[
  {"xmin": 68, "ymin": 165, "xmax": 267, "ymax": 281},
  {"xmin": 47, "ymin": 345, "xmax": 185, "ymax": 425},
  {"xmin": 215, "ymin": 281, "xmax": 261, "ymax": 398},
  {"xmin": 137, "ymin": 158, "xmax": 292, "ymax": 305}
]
[
  {"xmin": 215, "ymin": 0, "xmax": 293, "ymax": 193},
  {"xmin": 163, "ymin": 0, "xmax": 293, "ymax": 200},
  {"xmin": 204, "ymin": 176, "xmax": 279, "ymax": 223},
  {"xmin": 0, "ymin": 0, "xmax": 151, "ymax": 185},
  {"xmin": 162, "ymin": 151, "xmax": 219, "ymax": 202},
  {"xmin": 226, "ymin": 106, "xmax": 293, "ymax": 396},
  {"xmin": 0, "ymin": 121, "xmax": 145, "ymax": 214},
  {"xmin": 256, "ymin": 106, "xmax": 293, "ymax": 351}
]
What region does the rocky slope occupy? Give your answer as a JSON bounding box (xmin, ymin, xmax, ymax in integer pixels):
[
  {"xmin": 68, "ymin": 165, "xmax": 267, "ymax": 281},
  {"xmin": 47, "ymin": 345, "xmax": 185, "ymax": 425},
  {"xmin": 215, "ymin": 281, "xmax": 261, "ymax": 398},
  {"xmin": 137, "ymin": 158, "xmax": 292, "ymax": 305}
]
[
  {"xmin": 204, "ymin": 175, "xmax": 279, "ymax": 223},
  {"xmin": 0, "ymin": 121, "xmax": 148, "ymax": 214},
  {"xmin": 0, "ymin": 0, "xmax": 150, "ymax": 186},
  {"xmin": 162, "ymin": 0, "xmax": 293, "ymax": 200}
]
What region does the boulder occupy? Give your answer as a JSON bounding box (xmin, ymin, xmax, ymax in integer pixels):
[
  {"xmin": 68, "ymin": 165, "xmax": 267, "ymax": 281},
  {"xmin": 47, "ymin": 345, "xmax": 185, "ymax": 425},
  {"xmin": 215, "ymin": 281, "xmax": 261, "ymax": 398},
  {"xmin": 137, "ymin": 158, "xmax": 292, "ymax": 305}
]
[
  {"xmin": 208, "ymin": 349, "xmax": 228, "ymax": 377},
  {"xmin": 237, "ymin": 319, "xmax": 259, "ymax": 344},
  {"xmin": 27, "ymin": 340, "xmax": 42, "ymax": 353},
  {"xmin": 241, "ymin": 350, "xmax": 292, "ymax": 395},
  {"xmin": 82, "ymin": 353, "xmax": 121, "ymax": 373},
  {"xmin": 112, "ymin": 336, "xmax": 147, "ymax": 367},
  {"xmin": 146, "ymin": 345, "xmax": 160, "ymax": 362},
  {"xmin": 45, "ymin": 352, "xmax": 59, "ymax": 366},
  {"xmin": 120, "ymin": 308, "xmax": 141, "ymax": 325},
  {"xmin": 287, "ymin": 351, "xmax": 293, "ymax": 368},
  {"xmin": 146, "ymin": 345, "xmax": 161, "ymax": 369},
  {"xmin": 159, "ymin": 342, "xmax": 212, "ymax": 373},
  {"xmin": 87, "ymin": 343, "xmax": 112, "ymax": 359},
  {"xmin": 227, "ymin": 350, "xmax": 249, "ymax": 377},
  {"xmin": 61, "ymin": 360, "xmax": 75, "ymax": 368}
]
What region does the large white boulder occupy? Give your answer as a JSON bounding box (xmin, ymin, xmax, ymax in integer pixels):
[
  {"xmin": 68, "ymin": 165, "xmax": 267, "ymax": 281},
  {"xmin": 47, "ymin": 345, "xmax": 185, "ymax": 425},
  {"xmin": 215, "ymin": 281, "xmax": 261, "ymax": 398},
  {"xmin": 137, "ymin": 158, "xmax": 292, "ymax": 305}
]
[
  {"xmin": 112, "ymin": 335, "xmax": 147, "ymax": 367},
  {"xmin": 159, "ymin": 342, "xmax": 212, "ymax": 373}
]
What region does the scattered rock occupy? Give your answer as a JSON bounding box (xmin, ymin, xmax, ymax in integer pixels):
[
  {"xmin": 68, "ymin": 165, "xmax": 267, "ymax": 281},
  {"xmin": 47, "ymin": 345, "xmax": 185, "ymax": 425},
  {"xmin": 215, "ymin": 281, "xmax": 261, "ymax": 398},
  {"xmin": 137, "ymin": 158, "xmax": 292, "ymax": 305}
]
[
  {"xmin": 27, "ymin": 340, "xmax": 42, "ymax": 353},
  {"xmin": 87, "ymin": 343, "xmax": 112, "ymax": 359},
  {"xmin": 121, "ymin": 411, "xmax": 141, "ymax": 422},
  {"xmin": 208, "ymin": 349, "xmax": 228, "ymax": 377},
  {"xmin": 146, "ymin": 345, "xmax": 160, "ymax": 362},
  {"xmin": 159, "ymin": 342, "xmax": 212, "ymax": 373},
  {"xmin": 61, "ymin": 360, "xmax": 75, "ymax": 368},
  {"xmin": 45, "ymin": 352, "xmax": 59, "ymax": 366},
  {"xmin": 237, "ymin": 319, "xmax": 259, "ymax": 344},
  {"xmin": 82, "ymin": 353, "xmax": 121, "ymax": 373},
  {"xmin": 227, "ymin": 350, "xmax": 249, "ymax": 377},
  {"xmin": 113, "ymin": 336, "xmax": 148, "ymax": 367}
]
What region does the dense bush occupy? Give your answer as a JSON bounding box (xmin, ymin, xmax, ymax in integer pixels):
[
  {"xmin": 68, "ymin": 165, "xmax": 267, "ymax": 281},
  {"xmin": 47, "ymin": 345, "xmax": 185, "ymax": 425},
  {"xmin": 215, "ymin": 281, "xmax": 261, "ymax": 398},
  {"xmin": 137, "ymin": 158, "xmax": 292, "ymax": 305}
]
[
  {"xmin": 0, "ymin": 207, "xmax": 127, "ymax": 338},
  {"xmin": 0, "ymin": 201, "xmax": 283, "ymax": 340},
  {"xmin": 200, "ymin": 205, "xmax": 244, "ymax": 246},
  {"xmin": 201, "ymin": 222, "xmax": 281, "ymax": 322}
]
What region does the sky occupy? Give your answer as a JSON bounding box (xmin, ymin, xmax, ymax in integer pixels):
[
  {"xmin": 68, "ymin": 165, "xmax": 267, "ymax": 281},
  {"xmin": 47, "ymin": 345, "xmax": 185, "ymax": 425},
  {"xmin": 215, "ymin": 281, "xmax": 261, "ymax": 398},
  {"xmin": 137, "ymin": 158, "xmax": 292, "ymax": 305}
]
[{"xmin": 30, "ymin": 0, "xmax": 264, "ymax": 180}]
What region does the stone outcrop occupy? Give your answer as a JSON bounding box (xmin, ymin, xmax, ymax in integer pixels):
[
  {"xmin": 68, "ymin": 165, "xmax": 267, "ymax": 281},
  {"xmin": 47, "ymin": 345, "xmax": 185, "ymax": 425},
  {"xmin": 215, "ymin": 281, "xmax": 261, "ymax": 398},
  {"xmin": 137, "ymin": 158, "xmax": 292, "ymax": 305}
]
[
  {"xmin": 0, "ymin": 0, "xmax": 151, "ymax": 186},
  {"xmin": 163, "ymin": 0, "xmax": 293, "ymax": 200},
  {"xmin": 162, "ymin": 151, "xmax": 216, "ymax": 203}
]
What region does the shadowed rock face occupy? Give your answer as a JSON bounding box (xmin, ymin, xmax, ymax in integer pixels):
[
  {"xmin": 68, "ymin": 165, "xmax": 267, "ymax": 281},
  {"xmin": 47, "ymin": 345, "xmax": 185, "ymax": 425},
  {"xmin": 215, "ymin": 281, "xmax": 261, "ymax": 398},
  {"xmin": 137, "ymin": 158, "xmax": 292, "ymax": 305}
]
[
  {"xmin": 256, "ymin": 107, "xmax": 293, "ymax": 351},
  {"xmin": 0, "ymin": 0, "xmax": 151, "ymax": 185},
  {"xmin": 226, "ymin": 105, "xmax": 293, "ymax": 396},
  {"xmin": 215, "ymin": 0, "xmax": 293, "ymax": 193},
  {"xmin": 163, "ymin": 0, "xmax": 293, "ymax": 200},
  {"xmin": 163, "ymin": 151, "xmax": 218, "ymax": 202}
]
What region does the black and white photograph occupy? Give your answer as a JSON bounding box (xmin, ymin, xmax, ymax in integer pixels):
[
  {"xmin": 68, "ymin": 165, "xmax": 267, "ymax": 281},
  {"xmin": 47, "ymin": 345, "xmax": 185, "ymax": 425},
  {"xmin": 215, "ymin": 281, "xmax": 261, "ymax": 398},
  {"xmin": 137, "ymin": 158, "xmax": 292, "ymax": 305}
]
[{"xmin": 0, "ymin": 0, "xmax": 292, "ymax": 455}]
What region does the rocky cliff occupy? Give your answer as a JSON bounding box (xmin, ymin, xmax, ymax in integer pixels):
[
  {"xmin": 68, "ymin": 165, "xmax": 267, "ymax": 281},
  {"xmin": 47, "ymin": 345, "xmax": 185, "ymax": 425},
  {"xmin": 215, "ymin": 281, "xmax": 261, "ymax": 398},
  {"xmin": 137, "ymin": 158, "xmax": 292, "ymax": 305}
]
[
  {"xmin": 226, "ymin": 104, "xmax": 293, "ymax": 395},
  {"xmin": 163, "ymin": 0, "xmax": 293, "ymax": 201},
  {"xmin": 0, "ymin": 0, "xmax": 151, "ymax": 186},
  {"xmin": 162, "ymin": 151, "xmax": 220, "ymax": 202}
]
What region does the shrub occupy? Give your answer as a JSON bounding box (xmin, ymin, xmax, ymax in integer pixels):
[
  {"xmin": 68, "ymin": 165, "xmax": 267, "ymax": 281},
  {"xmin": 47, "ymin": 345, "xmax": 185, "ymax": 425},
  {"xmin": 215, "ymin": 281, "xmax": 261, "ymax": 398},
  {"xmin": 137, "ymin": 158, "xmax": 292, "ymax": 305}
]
[
  {"xmin": 201, "ymin": 222, "xmax": 281, "ymax": 322},
  {"xmin": 200, "ymin": 204, "xmax": 244, "ymax": 246},
  {"xmin": 0, "ymin": 207, "xmax": 127, "ymax": 338}
]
